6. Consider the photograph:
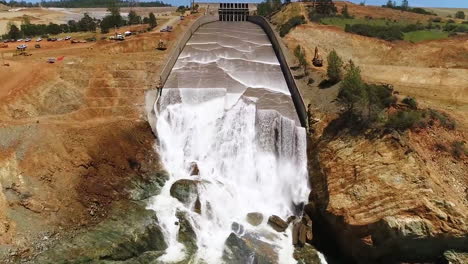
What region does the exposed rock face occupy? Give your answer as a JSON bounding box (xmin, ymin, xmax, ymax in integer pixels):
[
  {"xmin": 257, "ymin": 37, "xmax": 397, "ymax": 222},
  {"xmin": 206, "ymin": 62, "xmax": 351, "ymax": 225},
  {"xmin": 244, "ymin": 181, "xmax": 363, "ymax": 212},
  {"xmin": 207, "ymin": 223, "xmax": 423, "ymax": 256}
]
[
  {"xmin": 169, "ymin": 179, "xmax": 199, "ymax": 205},
  {"xmin": 268, "ymin": 215, "xmax": 289, "ymax": 232},
  {"xmin": 309, "ymin": 132, "xmax": 468, "ymax": 263},
  {"xmin": 292, "ymin": 215, "xmax": 313, "ymax": 247},
  {"xmin": 223, "ymin": 232, "xmax": 277, "ymax": 264},
  {"xmin": 293, "ymin": 244, "xmax": 322, "ymax": 264},
  {"xmin": 443, "ymin": 251, "xmax": 468, "ymax": 264},
  {"xmin": 246, "ymin": 212, "xmax": 264, "ymax": 226},
  {"xmin": 32, "ymin": 201, "xmax": 167, "ymax": 263}
]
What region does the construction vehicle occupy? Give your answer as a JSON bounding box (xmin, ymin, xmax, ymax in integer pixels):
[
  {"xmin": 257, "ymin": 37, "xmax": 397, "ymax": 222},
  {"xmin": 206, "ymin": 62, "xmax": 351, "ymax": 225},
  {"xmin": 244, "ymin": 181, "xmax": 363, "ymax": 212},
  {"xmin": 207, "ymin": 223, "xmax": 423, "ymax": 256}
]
[
  {"xmin": 15, "ymin": 44, "xmax": 31, "ymax": 56},
  {"xmin": 312, "ymin": 47, "xmax": 323, "ymax": 67},
  {"xmin": 156, "ymin": 39, "xmax": 167, "ymax": 50},
  {"xmin": 115, "ymin": 34, "xmax": 125, "ymax": 41}
]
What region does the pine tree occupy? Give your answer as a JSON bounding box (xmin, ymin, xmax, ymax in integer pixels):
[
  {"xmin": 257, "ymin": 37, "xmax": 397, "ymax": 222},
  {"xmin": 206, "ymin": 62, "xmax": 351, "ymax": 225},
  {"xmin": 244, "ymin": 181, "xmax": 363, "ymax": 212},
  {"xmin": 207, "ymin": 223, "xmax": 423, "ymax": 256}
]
[
  {"xmin": 401, "ymin": 0, "xmax": 409, "ymax": 10},
  {"xmin": 148, "ymin": 12, "xmax": 157, "ymax": 28},
  {"xmin": 327, "ymin": 50, "xmax": 343, "ymax": 84}
]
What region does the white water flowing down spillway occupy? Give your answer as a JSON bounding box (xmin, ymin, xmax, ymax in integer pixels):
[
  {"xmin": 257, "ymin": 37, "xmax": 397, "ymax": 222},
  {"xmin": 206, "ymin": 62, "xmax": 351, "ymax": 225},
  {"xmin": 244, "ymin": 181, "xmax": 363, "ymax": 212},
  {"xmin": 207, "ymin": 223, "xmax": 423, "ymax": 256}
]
[{"xmin": 148, "ymin": 22, "xmax": 316, "ymax": 263}]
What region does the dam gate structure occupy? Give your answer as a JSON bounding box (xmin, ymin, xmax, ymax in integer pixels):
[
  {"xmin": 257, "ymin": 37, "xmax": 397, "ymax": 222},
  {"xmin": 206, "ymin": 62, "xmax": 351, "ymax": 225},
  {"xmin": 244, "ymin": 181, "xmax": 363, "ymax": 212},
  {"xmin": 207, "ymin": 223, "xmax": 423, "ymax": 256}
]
[{"xmin": 218, "ymin": 2, "xmax": 249, "ymax": 21}]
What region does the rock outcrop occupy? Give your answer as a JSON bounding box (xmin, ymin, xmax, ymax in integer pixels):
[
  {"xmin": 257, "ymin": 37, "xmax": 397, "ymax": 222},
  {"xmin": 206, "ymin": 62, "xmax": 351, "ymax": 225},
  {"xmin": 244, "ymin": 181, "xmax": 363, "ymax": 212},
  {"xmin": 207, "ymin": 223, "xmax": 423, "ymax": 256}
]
[
  {"xmin": 223, "ymin": 232, "xmax": 277, "ymax": 264},
  {"xmin": 170, "ymin": 179, "xmax": 200, "ymax": 205},
  {"xmin": 267, "ymin": 215, "xmax": 289, "ymax": 232},
  {"xmin": 32, "ymin": 201, "xmax": 167, "ymax": 263},
  {"xmin": 308, "ymin": 131, "xmax": 468, "ymax": 263}
]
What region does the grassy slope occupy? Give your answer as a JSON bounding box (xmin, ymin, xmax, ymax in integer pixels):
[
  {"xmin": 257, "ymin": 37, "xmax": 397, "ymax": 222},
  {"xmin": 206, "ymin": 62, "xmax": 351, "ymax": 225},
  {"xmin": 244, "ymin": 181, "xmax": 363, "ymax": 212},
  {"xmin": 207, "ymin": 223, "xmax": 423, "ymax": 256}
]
[
  {"xmin": 320, "ymin": 17, "xmax": 410, "ymax": 29},
  {"xmin": 424, "ymin": 7, "xmax": 468, "ymax": 18},
  {"xmin": 320, "ymin": 17, "xmax": 466, "ymax": 43},
  {"xmin": 403, "ymin": 30, "xmax": 449, "ymax": 42}
]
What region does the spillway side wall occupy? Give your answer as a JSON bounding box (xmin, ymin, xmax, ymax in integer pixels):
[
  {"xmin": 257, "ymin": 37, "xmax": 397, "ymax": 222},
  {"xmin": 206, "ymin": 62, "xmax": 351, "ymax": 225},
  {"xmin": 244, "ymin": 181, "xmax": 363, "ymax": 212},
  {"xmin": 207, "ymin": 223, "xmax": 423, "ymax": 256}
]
[
  {"xmin": 159, "ymin": 15, "xmax": 219, "ymax": 86},
  {"xmin": 247, "ymin": 15, "xmax": 308, "ymax": 128},
  {"xmin": 146, "ymin": 16, "xmax": 218, "ymax": 132}
]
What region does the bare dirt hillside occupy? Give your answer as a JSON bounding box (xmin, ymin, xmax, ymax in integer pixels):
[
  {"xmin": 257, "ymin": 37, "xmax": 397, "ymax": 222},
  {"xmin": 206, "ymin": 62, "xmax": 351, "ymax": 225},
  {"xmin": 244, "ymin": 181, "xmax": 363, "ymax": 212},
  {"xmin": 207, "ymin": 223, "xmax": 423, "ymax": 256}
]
[{"xmin": 0, "ymin": 15, "xmax": 197, "ymax": 262}]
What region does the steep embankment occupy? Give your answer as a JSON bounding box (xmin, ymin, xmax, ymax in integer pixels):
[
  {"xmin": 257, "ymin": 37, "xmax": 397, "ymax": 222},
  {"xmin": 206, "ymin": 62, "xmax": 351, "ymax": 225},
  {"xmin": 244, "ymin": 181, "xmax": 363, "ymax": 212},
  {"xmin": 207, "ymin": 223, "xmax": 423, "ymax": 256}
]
[
  {"xmin": 271, "ymin": 2, "xmax": 468, "ymax": 263},
  {"xmin": 308, "ymin": 124, "xmax": 467, "ymax": 263},
  {"xmin": 0, "ymin": 16, "xmax": 198, "ymax": 262}
]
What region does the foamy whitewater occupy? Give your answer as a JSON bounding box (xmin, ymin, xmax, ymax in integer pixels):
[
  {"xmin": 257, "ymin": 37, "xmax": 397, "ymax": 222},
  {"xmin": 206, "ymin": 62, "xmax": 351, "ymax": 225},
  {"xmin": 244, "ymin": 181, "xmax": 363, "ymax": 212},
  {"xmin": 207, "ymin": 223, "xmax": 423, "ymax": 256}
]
[{"xmin": 148, "ymin": 22, "xmax": 321, "ymax": 263}]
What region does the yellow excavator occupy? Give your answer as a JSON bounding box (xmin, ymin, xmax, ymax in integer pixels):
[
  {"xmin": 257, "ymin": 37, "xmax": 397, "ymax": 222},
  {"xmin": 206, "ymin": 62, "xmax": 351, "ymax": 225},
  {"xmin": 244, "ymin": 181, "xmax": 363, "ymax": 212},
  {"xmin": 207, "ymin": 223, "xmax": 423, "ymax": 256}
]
[
  {"xmin": 157, "ymin": 39, "xmax": 167, "ymax": 51},
  {"xmin": 312, "ymin": 47, "xmax": 323, "ymax": 67}
]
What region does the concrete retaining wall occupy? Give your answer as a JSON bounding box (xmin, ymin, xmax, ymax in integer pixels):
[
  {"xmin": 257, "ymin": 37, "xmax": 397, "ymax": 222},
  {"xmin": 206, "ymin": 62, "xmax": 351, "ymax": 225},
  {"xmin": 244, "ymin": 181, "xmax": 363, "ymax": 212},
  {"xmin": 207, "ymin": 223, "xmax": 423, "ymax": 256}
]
[
  {"xmin": 248, "ymin": 16, "xmax": 308, "ymax": 128},
  {"xmin": 146, "ymin": 15, "xmax": 218, "ymax": 131}
]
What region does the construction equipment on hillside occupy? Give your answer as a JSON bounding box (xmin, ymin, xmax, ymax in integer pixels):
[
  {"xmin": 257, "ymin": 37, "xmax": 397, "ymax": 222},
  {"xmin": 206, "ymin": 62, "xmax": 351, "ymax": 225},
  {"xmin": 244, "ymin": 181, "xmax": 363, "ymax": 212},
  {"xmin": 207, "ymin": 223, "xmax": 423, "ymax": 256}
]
[
  {"xmin": 15, "ymin": 44, "xmax": 31, "ymax": 56},
  {"xmin": 156, "ymin": 39, "xmax": 167, "ymax": 50},
  {"xmin": 312, "ymin": 47, "xmax": 323, "ymax": 67}
]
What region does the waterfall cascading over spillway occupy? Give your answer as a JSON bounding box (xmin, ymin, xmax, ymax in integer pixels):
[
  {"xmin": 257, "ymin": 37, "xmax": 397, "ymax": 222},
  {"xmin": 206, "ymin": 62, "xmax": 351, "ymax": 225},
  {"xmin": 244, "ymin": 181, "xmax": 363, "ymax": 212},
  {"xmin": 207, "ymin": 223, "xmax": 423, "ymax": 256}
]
[{"xmin": 148, "ymin": 22, "xmax": 314, "ymax": 263}]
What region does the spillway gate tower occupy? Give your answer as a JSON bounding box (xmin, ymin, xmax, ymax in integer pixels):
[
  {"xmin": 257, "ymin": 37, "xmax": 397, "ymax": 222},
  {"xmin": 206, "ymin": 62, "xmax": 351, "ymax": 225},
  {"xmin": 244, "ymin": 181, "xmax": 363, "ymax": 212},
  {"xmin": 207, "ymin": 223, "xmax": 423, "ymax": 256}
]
[{"xmin": 219, "ymin": 3, "xmax": 249, "ymax": 21}]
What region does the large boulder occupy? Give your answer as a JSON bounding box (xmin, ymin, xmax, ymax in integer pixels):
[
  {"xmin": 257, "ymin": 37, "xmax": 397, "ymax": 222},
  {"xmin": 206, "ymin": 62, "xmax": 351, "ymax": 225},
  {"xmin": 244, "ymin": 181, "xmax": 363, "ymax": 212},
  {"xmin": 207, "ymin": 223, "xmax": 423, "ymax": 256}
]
[
  {"xmin": 293, "ymin": 244, "xmax": 322, "ymax": 264},
  {"xmin": 293, "ymin": 215, "xmax": 313, "ymax": 247},
  {"xmin": 175, "ymin": 210, "xmax": 198, "ymax": 259},
  {"xmin": 32, "ymin": 201, "xmax": 167, "ymax": 263},
  {"xmin": 267, "ymin": 215, "xmax": 288, "ymax": 232},
  {"xmin": 169, "ymin": 179, "xmax": 199, "ymax": 205},
  {"xmin": 222, "ymin": 233, "xmax": 276, "ymax": 264},
  {"xmin": 246, "ymin": 212, "xmax": 264, "ymax": 226}
]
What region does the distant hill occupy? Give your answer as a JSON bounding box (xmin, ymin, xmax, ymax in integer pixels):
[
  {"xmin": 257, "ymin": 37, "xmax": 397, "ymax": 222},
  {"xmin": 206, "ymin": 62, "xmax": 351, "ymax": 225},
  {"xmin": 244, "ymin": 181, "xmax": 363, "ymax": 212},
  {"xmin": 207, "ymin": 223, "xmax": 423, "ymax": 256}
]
[
  {"xmin": 424, "ymin": 7, "xmax": 468, "ymax": 18},
  {"xmin": 0, "ymin": 0, "xmax": 170, "ymax": 9},
  {"xmin": 0, "ymin": 3, "xmax": 9, "ymax": 11}
]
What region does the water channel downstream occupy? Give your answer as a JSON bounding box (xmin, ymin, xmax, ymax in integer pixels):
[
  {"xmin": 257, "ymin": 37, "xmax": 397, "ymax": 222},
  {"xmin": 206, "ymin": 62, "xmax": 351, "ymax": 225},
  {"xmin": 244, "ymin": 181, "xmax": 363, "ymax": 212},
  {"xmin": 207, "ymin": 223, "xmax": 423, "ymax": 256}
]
[{"xmin": 148, "ymin": 21, "xmax": 316, "ymax": 263}]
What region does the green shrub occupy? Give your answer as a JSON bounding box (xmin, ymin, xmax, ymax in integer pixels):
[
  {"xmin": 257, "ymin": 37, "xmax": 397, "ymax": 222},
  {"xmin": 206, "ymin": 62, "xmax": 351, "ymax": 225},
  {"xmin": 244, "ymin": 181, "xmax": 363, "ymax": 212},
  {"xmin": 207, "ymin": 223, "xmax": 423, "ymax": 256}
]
[
  {"xmin": 344, "ymin": 23, "xmax": 404, "ymax": 41},
  {"xmin": 402, "ymin": 97, "xmax": 417, "ymax": 109},
  {"xmin": 327, "ymin": 50, "xmax": 343, "ymax": 84},
  {"xmin": 428, "ymin": 109, "xmax": 456, "ymax": 130},
  {"xmin": 451, "ymin": 141, "xmax": 467, "ymax": 159},
  {"xmin": 386, "ymin": 110, "xmax": 422, "ymax": 131},
  {"xmin": 455, "ymin": 11, "xmax": 466, "ymax": 20},
  {"xmin": 279, "ymin": 15, "xmax": 305, "ymax": 37}
]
